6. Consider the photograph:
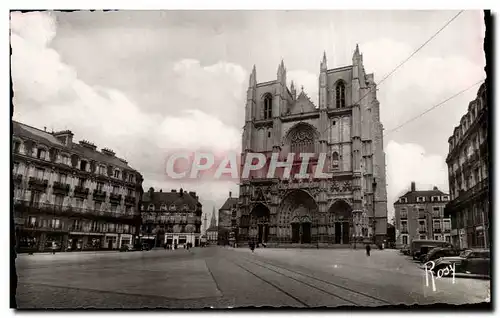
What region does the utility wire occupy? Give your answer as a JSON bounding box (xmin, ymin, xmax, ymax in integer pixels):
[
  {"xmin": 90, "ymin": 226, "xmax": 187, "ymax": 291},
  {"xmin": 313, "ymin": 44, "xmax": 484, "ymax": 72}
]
[
  {"xmin": 383, "ymin": 79, "xmax": 484, "ymax": 137},
  {"xmin": 320, "ymin": 10, "xmax": 464, "ymax": 136}
]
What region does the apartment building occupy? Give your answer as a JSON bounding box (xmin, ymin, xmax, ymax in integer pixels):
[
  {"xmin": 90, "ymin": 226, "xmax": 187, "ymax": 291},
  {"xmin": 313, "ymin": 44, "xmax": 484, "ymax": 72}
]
[
  {"xmin": 445, "ymin": 83, "xmax": 489, "ymax": 249},
  {"xmin": 12, "ymin": 121, "xmax": 144, "ymax": 252},
  {"xmin": 394, "ymin": 182, "xmax": 451, "ymax": 248}
]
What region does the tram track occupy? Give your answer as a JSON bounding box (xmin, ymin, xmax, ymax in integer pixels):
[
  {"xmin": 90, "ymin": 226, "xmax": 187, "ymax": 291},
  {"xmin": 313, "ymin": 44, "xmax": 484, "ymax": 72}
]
[{"xmin": 223, "ymin": 253, "xmax": 392, "ymax": 307}]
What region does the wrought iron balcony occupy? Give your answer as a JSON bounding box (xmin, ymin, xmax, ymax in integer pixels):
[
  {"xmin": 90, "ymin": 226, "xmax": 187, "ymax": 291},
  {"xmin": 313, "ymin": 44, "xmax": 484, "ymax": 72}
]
[
  {"xmin": 109, "ymin": 193, "xmax": 122, "ymax": 204},
  {"xmin": 443, "ymin": 228, "xmax": 451, "ymax": 233},
  {"xmin": 74, "ymin": 186, "xmax": 89, "ymax": 198},
  {"xmin": 28, "ymin": 177, "xmax": 48, "ymax": 190},
  {"xmin": 433, "ymin": 228, "xmax": 442, "ymax": 233},
  {"xmin": 13, "ymin": 174, "xmax": 23, "ymax": 184},
  {"xmin": 21, "ymin": 221, "xmax": 66, "ymax": 232},
  {"xmin": 124, "ymin": 195, "xmax": 136, "ymax": 205},
  {"xmin": 93, "ymin": 190, "xmax": 107, "ymax": 201},
  {"xmin": 401, "ymin": 228, "xmax": 408, "ymax": 234},
  {"xmin": 419, "ymin": 228, "xmax": 427, "ymax": 233},
  {"xmin": 52, "ymin": 181, "xmax": 70, "ymax": 195}
]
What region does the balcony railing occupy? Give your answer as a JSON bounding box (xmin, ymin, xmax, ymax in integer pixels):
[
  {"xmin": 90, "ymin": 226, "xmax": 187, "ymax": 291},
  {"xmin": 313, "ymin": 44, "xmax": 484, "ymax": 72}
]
[
  {"xmin": 13, "ymin": 200, "xmax": 135, "ymax": 220},
  {"xmin": 28, "ymin": 177, "xmax": 48, "ymax": 190},
  {"xmin": 52, "ymin": 181, "xmax": 70, "ymax": 195},
  {"xmin": 449, "ymin": 178, "xmax": 488, "ymax": 207},
  {"xmin": 22, "ymin": 222, "xmax": 66, "ymax": 232},
  {"xmin": 443, "ymin": 228, "xmax": 451, "ymax": 233},
  {"xmin": 74, "ymin": 186, "xmax": 89, "ymax": 198},
  {"xmin": 433, "ymin": 228, "xmax": 442, "ymax": 233},
  {"xmin": 419, "ymin": 228, "xmax": 427, "ymax": 233},
  {"xmin": 401, "ymin": 228, "xmax": 408, "ymax": 234},
  {"xmin": 109, "ymin": 193, "xmax": 122, "ymax": 203},
  {"xmin": 13, "ymin": 174, "xmax": 23, "ymax": 184},
  {"xmin": 400, "ymin": 214, "xmax": 408, "ymax": 219},
  {"xmin": 124, "ymin": 195, "xmax": 136, "ymax": 205},
  {"xmin": 93, "ymin": 190, "xmax": 107, "ymax": 201}
]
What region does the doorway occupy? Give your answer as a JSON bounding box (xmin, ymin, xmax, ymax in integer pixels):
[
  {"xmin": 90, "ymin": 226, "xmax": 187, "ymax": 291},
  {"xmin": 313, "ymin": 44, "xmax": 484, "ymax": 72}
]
[
  {"xmin": 342, "ymin": 222, "xmax": 350, "ymax": 244},
  {"xmin": 335, "ymin": 222, "xmax": 342, "ymax": 244},
  {"xmin": 302, "ymin": 223, "xmax": 311, "ymax": 243},
  {"xmin": 291, "ymin": 223, "xmax": 300, "ymax": 243}
]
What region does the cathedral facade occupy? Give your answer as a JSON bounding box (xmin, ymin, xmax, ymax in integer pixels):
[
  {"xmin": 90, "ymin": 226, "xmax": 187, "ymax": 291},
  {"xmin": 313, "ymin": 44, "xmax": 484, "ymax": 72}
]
[{"xmin": 237, "ymin": 46, "xmax": 388, "ymax": 246}]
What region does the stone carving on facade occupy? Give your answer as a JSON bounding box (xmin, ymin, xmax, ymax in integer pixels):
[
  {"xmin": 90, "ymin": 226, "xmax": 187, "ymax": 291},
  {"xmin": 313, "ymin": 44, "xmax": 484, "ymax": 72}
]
[
  {"xmin": 331, "ymin": 181, "xmax": 341, "ymax": 192},
  {"xmin": 342, "ymin": 181, "xmax": 352, "ymax": 192}
]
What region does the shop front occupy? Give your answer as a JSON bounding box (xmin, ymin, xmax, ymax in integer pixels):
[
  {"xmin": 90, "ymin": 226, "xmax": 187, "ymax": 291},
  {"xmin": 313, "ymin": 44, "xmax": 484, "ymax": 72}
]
[
  {"xmin": 119, "ymin": 234, "xmax": 133, "ymax": 247},
  {"xmin": 104, "ymin": 233, "xmax": 119, "ymax": 249}
]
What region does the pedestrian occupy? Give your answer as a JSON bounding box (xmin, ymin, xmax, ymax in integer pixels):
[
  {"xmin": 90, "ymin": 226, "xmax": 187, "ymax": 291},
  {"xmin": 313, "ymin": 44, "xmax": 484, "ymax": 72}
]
[
  {"xmin": 365, "ymin": 243, "xmax": 371, "ymax": 256},
  {"xmin": 250, "ymin": 241, "xmax": 255, "ymax": 253},
  {"xmin": 51, "ymin": 241, "xmax": 57, "ymax": 255}
]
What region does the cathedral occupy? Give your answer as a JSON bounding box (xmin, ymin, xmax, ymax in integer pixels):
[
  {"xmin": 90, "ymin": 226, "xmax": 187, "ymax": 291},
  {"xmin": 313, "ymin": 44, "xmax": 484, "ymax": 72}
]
[{"xmin": 237, "ymin": 45, "xmax": 388, "ymax": 246}]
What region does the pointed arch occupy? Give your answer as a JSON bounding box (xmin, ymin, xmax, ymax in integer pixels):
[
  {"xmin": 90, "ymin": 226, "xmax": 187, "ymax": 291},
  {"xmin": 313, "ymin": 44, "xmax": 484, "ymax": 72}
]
[
  {"xmin": 263, "ymin": 93, "xmax": 273, "ymax": 119},
  {"xmin": 335, "ymin": 81, "xmax": 346, "ymax": 108}
]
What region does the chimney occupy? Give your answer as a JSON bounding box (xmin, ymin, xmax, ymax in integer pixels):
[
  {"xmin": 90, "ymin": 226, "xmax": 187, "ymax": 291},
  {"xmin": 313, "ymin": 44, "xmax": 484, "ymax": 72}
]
[
  {"xmin": 229, "ymin": 191, "xmax": 232, "ymax": 198},
  {"xmin": 148, "ymin": 187, "xmax": 154, "ymax": 199},
  {"xmin": 53, "ymin": 130, "xmax": 74, "ymax": 147},
  {"xmin": 433, "ymin": 186, "xmax": 438, "ymax": 191},
  {"xmin": 159, "ymin": 189, "xmax": 162, "ymax": 192},
  {"xmin": 411, "ymin": 182, "xmax": 416, "ymax": 192},
  {"xmin": 180, "ymin": 188, "xmax": 184, "ymax": 196},
  {"xmin": 44, "ymin": 126, "xmax": 46, "ymax": 132},
  {"xmin": 171, "ymin": 189, "xmax": 177, "ymax": 193}
]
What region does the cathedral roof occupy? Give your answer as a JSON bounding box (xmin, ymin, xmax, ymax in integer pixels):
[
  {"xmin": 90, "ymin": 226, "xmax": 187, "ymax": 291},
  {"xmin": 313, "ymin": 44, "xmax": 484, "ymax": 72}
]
[
  {"xmin": 219, "ymin": 197, "xmax": 238, "ymax": 211},
  {"xmin": 289, "ymin": 89, "xmax": 316, "ymax": 114}
]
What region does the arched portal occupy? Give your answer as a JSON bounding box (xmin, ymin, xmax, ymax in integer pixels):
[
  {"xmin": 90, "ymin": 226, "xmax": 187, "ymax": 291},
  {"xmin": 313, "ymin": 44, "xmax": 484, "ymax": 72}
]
[
  {"xmin": 328, "ymin": 200, "xmax": 352, "ymax": 244},
  {"xmin": 278, "ymin": 190, "xmax": 318, "ymax": 244},
  {"xmin": 250, "ymin": 204, "xmax": 271, "ymax": 244}
]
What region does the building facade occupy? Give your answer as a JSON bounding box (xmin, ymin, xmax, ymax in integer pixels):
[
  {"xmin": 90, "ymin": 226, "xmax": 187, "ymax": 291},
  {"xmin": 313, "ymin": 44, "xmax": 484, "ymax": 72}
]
[
  {"xmin": 394, "ymin": 182, "xmax": 451, "ymax": 248},
  {"xmin": 445, "ymin": 83, "xmax": 489, "ymax": 249},
  {"xmin": 12, "ymin": 121, "xmax": 144, "ymax": 252},
  {"xmin": 218, "ymin": 192, "xmax": 239, "ymax": 245},
  {"xmin": 140, "ymin": 188, "xmax": 203, "ymax": 247},
  {"xmin": 206, "ymin": 207, "xmax": 218, "ymax": 244},
  {"xmin": 238, "ymin": 46, "xmax": 388, "ymax": 246}
]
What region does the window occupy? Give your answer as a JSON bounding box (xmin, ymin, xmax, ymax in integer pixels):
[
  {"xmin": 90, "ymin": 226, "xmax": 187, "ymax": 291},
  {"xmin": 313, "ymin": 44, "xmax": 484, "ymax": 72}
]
[
  {"xmin": 124, "ymin": 225, "xmax": 130, "ymax": 233},
  {"xmin": 61, "ymin": 155, "xmax": 70, "ymax": 165},
  {"xmin": 58, "ymin": 173, "xmax": 67, "ymax": 184},
  {"xmin": 418, "ymin": 208, "xmax": 426, "ymax": 219},
  {"xmin": 433, "ymin": 234, "xmax": 442, "ymax": 241},
  {"xmin": 99, "ymin": 165, "xmax": 107, "ymax": 175},
  {"xmin": 332, "ymin": 152, "xmax": 339, "ymax": 169},
  {"xmin": 112, "ymin": 186, "xmax": 119, "ymax": 194},
  {"xmin": 36, "ymin": 168, "xmax": 45, "ymax": 179},
  {"xmin": 13, "ymin": 141, "xmax": 20, "ymax": 153},
  {"xmin": 433, "ymin": 220, "xmax": 441, "ymax": 230},
  {"xmin": 183, "ymin": 204, "xmax": 189, "ymax": 211},
  {"xmin": 442, "ymin": 195, "xmax": 449, "ymax": 201},
  {"xmin": 111, "ymin": 204, "xmax": 118, "ymax": 213},
  {"xmin": 95, "ymin": 202, "xmax": 101, "ymax": 211},
  {"xmin": 127, "ymin": 189, "xmax": 134, "ymax": 197},
  {"xmin": 37, "ymin": 148, "xmax": 46, "ymax": 160},
  {"xmin": 28, "ymin": 216, "xmax": 37, "ymax": 226},
  {"xmin": 400, "ymin": 208, "xmax": 408, "ymax": 219},
  {"xmin": 417, "ymin": 196, "xmax": 425, "ymax": 203},
  {"xmin": 335, "ymin": 82, "xmax": 346, "ymax": 108},
  {"xmin": 443, "ymin": 219, "xmax": 451, "ymax": 231},
  {"xmin": 51, "ymin": 219, "xmax": 60, "ymax": 229},
  {"xmin": 400, "ymin": 220, "xmax": 408, "ymax": 232},
  {"xmin": 78, "ymin": 178, "xmax": 85, "ymax": 188},
  {"xmin": 332, "ymin": 120, "xmax": 336, "ymax": 126},
  {"xmin": 399, "ymin": 197, "xmax": 407, "ymax": 203},
  {"xmin": 75, "ymin": 198, "xmax": 83, "ymax": 208},
  {"xmin": 114, "ymin": 170, "xmax": 120, "ymax": 178},
  {"xmin": 80, "ymin": 160, "xmax": 87, "ymax": 171},
  {"xmin": 431, "ymin": 196, "xmax": 440, "ymax": 202},
  {"xmin": 420, "ymin": 235, "xmax": 427, "ymax": 240},
  {"xmin": 160, "ymin": 204, "xmax": 167, "ymax": 211},
  {"xmin": 263, "ymin": 94, "xmax": 272, "ymax": 119},
  {"xmin": 128, "ymin": 174, "xmax": 134, "ymax": 182},
  {"xmin": 169, "ymin": 204, "xmax": 176, "ymax": 211},
  {"xmin": 55, "ymin": 195, "xmax": 64, "ymax": 207},
  {"xmin": 96, "ymin": 182, "xmax": 104, "ymax": 192},
  {"xmin": 148, "ymin": 204, "xmax": 155, "ymax": 211},
  {"xmin": 419, "ymin": 220, "xmax": 426, "ymax": 232},
  {"xmin": 445, "ymin": 235, "xmax": 451, "ymax": 243},
  {"xmin": 402, "ymin": 235, "xmax": 408, "ymax": 245},
  {"xmin": 13, "ymin": 162, "xmax": 19, "ymax": 174},
  {"xmin": 432, "ymin": 206, "xmax": 440, "ymax": 218}
]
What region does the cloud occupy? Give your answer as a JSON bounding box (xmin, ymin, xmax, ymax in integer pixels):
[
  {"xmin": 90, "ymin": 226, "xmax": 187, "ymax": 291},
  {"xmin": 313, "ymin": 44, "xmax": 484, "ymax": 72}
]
[
  {"xmin": 385, "ymin": 140, "xmax": 449, "ymax": 221},
  {"xmin": 11, "ymin": 11, "xmax": 246, "ymax": 218}
]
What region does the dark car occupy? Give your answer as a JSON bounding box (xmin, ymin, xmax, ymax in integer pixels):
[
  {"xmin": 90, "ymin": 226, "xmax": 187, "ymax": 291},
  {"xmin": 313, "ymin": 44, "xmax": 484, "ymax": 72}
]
[
  {"xmin": 119, "ymin": 244, "xmax": 134, "ymax": 252},
  {"xmin": 141, "ymin": 243, "xmax": 150, "ymax": 251},
  {"xmin": 422, "ymin": 246, "xmax": 461, "ymax": 263},
  {"xmin": 431, "ymin": 249, "xmax": 490, "ymax": 276},
  {"xmin": 415, "ymin": 245, "xmax": 437, "ymax": 261}
]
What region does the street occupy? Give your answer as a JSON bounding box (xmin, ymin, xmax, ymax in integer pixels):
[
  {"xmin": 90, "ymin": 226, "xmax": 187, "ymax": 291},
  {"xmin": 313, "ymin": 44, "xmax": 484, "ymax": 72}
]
[{"xmin": 15, "ymin": 247, "xmax": 490, "ymax": 308}]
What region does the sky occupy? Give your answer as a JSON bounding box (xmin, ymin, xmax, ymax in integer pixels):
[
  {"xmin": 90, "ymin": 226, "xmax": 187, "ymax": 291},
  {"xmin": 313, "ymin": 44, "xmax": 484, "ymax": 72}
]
[{"xmin": 11, "ymin": 10, "xmax": 486, "ymax": 229}]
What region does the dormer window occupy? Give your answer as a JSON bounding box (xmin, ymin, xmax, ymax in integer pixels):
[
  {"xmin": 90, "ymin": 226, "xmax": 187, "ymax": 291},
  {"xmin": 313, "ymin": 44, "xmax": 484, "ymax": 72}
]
[
  {"xmin": 37, "ymin": 148, "xmax": 46, "ymax": 160},
  {"xmin": 169, "ymin": 204, "xmax": 176, "ymax": 211},
  {"xmin": 416, "ymin": 196, "xmax": 425, "ymax": 203},
  {"xmin": 99, "ymin": 165, "xmax": 107, "ymax": 175},
  {"xmin": 80, "ymin": 160, "xmax": 87, "ymax": 171},
  {"xmin": 13, "ymin": 141, "xmax": 21, "ymax": 154},
  {"xmin": 128, "ymin": 174, "xmax": 134, "ymax": 183},
  {"xmin": 183, "ymin": 204, "xmax": 189, "ymax": 211},
  {"xmin": 148, "ymin": 204, "xmax": 155, "ymax": 211},
  {"xmin": 114, "ymin": 169, "xmax": 120, "ymax": 178},
  {"xmin": 431, "ymin": 196, "xmax": 440, "ymax": 202},
  {"xmin": 399, "ymin": 197, "xmax": 407, "ymax": 203},
  {"xmin": 442, "ymin": 195, "xmax": 449, "ymax": 201},
  {"xmin": 160, "ymin": 204, "xmax": 167, "ymax": 211}
]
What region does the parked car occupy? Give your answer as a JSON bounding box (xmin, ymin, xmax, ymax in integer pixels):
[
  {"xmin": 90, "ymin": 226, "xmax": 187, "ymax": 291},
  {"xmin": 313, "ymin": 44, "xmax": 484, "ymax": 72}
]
[
  {"xmin": 400, "ymin": 245, "xmax": 410, "ymax": 255},
  {"xmin": 422, "ymin": 246, "xmax": 461, "ymax": 263},
  {"xmin": 119, "ymin": 244, "xmax": 134, "ymax": 252},
  {"xmin": 431, "ymin": 249, "xmax": 490, "ymax": 276},
  {"xmin": 410, "ymin": 239, "xmax": 453, "ymax": 259},
  {"xmin": 415, "ymin": 245, "xmax": 438, "ymax": 261},
  {"xmin": 141, "ymin": 243, "xmax": 150, "ymax": 251}
]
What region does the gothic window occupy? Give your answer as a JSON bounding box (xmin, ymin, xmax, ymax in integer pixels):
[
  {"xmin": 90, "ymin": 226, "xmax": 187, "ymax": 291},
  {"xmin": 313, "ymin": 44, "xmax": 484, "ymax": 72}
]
[
  {"xmin": 332, "ymin": 152, "xmax": 339, "ymax": 169},
  {"xmin": 289, "ymin": 124, "xmax": 316, "ymax": 156},
  {"xmin": 335, "ymin": 82, "xmax": 346, "ymax": 108},
  {"xmin": 263, "ymin": 94, "xmax": 272, "ymax": 119}
]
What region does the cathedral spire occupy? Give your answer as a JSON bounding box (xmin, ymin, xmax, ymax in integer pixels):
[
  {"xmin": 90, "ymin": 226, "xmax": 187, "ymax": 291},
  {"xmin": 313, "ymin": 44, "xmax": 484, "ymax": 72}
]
[
  {"xmin": 353, "ymin": 43, "xmax": 360, "ymax": 59},
  {"xmin": 248, "ymin": 64, "xmax": 257, "ymax": 87},
  {"xmin": 290, "ymin": 80, "xmax": 296, "ymax": 99},
  {"xmin": 209, "ymin": 206, "xmax": 217, "ymax": 228},
  {"xmin": 321, "ymin": 51, "xmax": 327, "ymax": 71}
]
